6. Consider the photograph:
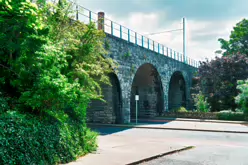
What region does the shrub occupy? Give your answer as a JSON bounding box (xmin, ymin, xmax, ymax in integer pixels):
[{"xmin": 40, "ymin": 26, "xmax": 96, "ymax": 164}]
[
  {"xmin": 217, "ymin": 111, "xmax": 246, "ymax": 121},
  {"xmin": 192, "ymin": 55, "xmax": 248, "ymax": 111},
  {"xmin": 0, "ymin": 1, "xmax": 105, "ymax": 164},
  {"xmin": 173, "ymin": 107, "xmax": 188, "ymax": 113},
  {"xmin": 0, "ymin": 0, "xmax": 116, "ymax": 114},
  {"xmin": 0, "ymin": 92, "xmax": 9, "ymax": 114},
  {"xmin": 235, "ymin": 79, "xmax": 248, "ymax": 115},
  {"xmin": 0, "ymin": 111, "xmax": 98, "ymax": 165},
  {"xmin": 194, "ymin": 91, "xmax": 210, "ymax": 112}
]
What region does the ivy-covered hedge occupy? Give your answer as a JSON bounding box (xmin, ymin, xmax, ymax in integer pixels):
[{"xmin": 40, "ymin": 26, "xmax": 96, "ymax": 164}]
[
  {"xmin": 0, "ymin": 111, "xmax": 97, "ymax": 165},
  {"xmin": 216, "ymin": 111, "xmax": 247, "ymax": 121},
  {"xmin": 160, "ymin": 111, "xmax": 248, "ymax": 121}
]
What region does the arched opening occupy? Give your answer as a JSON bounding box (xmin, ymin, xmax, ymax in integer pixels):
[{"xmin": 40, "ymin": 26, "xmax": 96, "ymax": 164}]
[
  {"xmin": 87, "ymin": 73, "xmax": 122, "ymax": 124},
  {"xmin": 130, "ymin": 63, "xmax": 164, "ymax": 120},
  {"xmin": 168, "ymin": 71, "xmax": 186, "ymax": 111},
  {"xmin": 110, "ymin": 73, "xmax": 122, "ymax": 124}
]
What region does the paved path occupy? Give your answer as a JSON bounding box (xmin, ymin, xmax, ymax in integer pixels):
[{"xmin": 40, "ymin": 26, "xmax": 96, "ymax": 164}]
[
  {"xmin": 90, "ymin": 119, "xmax": 248, "ymax": 133},
  {"xmin": 146, "ymin": 117, "xmax": 248, "ymax": 124},
  {"xmin": 66, "ymin": 125, "xmax": 248, "ymax": 165},
  {"xmin": 66, "ymin": 128, "xmax": 185, "ymax": 165}
]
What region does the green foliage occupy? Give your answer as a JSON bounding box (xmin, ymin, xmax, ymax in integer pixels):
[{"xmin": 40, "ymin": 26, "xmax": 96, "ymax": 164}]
[
  {"xmin": 130, "ymin": 64, "xmax": 135, "ymax": 75},
  {"xmin": 0, "ymin": 0, "xmax": 116, "ymax": 112},
  {"xmin": 0, "ymin": 0, "xmax": 115, "ymax": 164},
  {"xmin": 123, "ymin": 51, "xmax": 131, "ymax": 58},
  {"xmin": 0, "ymin": 111, "xmax": 98, "ymax": 165},
  {"xmin": 194, "ymin": 91, "xmax": 210, "ymax": 112},
  {"xmin": 173, "ymin": 106, "xmax": 188, "ymax": 113},
  {"xmin": 235, "ymin": 79, "xmax": 248, "ymax": 115},
  {"xmin": 192, "ymin": 55, "xmax": 248, "ymax": 111},
  {"xmin": 217, "ymin": 111, "xmax": 246, "ymax": 121},
  {"xmin": 0, "ymin": 92, "xmax": 9, "ymax": 113},
  {"xmin": 104, "ymin": 39, "xmax": 110, "ymax": 50},
  {"xmin": 218, "ymin": 19, "xmax": 248, "ymax": 56}
]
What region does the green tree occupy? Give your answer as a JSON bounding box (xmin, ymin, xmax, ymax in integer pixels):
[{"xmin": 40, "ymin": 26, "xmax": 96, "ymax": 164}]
[
  {"xmin": 0, "ymin": 0, "xmax": 116, "ymax": 115},
  {"xmin": 0, "ymin": 0, "xmax": 114, "ymax": 163},
  {"xmin": 235, "ymin": 79, "xmax": 248, "ymax": 114},
  {"xmin": 192, "ymin": 55, "xmax": 248, "ymax": 111},
  {"xmin": 194, "ymin": 91, "xmax": 210, "ymax": 112},
  {"xmin": 218, "ymin": 19, "xmax": 248, "ymax": 56}
]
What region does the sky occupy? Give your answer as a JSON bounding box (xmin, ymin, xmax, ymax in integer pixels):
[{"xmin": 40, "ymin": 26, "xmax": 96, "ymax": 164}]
[{"xmin": 76, "ymin": 0, "xmax": 248, "ymax": 62}]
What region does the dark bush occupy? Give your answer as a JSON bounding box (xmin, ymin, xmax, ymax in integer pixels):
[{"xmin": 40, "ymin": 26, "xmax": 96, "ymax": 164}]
[
  {"xmin": 0, "ymin": 111, "xmax": 98, "ymax": 165},
  {"xmin": 192, "ymin": 55, "xmax": 248, "ymax": 111}
]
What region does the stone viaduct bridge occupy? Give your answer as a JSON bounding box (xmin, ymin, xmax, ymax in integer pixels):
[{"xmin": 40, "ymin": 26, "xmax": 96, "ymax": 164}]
[{"xmin": 75, "ymin": 5, "xmax": 199, "ymax": 124}]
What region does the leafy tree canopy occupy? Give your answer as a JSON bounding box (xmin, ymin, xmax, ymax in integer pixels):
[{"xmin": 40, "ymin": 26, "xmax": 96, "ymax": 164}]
[
  {"xmin": 218, "ymin": 19, "xmax": 248, "ymax": 56},
  {"xmin": 0, "ymin": 0, "xmax": 117, "ymax": 116},
  {"xmin": 192, "ymin": 55, "xmax": 248, "ymax": 111}
]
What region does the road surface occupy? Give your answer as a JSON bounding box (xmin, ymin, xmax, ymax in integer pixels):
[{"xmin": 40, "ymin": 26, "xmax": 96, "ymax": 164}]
[{"xmin": 91, "ymin": 126, "xmax": 248, "ymax": 165}]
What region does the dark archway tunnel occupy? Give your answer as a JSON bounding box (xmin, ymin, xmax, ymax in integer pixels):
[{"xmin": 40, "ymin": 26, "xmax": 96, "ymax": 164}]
[
  {"xmin": 168, "ymin": 71, "xmax": 186, "ymax": 111},
  {"xmin": 130, "ymin": 63, "xmax": 164, "ymax": 119},
  {"xmin": 87, "ymin": 73, "xmax": 122, "ymax": 124}
]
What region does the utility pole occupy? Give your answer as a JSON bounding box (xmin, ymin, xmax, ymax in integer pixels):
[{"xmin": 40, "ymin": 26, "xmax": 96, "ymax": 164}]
[
  {"xmin": 183, "ymin": 17, "xmax": 186, "ymax": 63},
  {"xmin": 145, "ymin": 17, "xmax": 187, "ymax": 63}
]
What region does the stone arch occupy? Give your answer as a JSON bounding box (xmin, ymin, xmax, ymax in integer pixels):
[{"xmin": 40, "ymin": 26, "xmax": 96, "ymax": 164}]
[
  {"xmin": 168, "ymin": 71, "xmax": 187, "ymax": 111},
  {"xmin": 87, "ymin": 72, "xmax": 123, "ymax": 124},
  {"xmin": 130, "ymin": 63, "xmax": 164, "ymax": 120}
]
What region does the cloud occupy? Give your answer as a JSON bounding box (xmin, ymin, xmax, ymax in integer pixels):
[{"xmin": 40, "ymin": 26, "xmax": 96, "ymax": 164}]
[
  {"xmin": 76, "ymin": 0, "xmax": 248, "ymax": 62},
  {"xmin": 78, "ymin": 0, "xmax": 248, "ymax": 21},
  {"xmin": 103, "ymin": 12, "xmax": 245, "ymax": 61}
]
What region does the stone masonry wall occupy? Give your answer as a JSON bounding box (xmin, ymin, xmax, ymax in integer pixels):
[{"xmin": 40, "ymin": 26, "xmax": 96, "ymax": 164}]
[{"xmin": 88, "ymin": 33, "xmax": 197, "ymax": 124}]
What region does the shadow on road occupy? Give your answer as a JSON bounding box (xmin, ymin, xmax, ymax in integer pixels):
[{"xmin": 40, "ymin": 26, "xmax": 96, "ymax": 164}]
[
  {"xmin": 89, "ymin": 126, "xmax": 131, "ymax": 135},
  {"xmin": 88, "ymin": 118, "xmax": 175, "ymax": 136}
]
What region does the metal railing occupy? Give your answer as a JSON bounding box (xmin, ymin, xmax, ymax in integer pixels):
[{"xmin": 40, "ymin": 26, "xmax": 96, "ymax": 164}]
[{"xmin": 68, "ymin": 1, "xmax": 199, "ymax": 68}]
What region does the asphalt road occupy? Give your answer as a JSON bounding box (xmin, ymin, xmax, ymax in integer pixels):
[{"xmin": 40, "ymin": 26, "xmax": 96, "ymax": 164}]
[{"xmin": 90, "ymin": 126, "xmax": 248, "ymax": 165}]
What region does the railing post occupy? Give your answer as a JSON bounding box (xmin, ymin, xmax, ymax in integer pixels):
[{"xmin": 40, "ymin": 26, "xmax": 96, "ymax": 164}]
[
  {"xmin": 120, "ymin": 25, "xmax": 122, "ymax": 39},
  {"xmin": 76, "ymin": 5, "xmax": 79, "ymax": 20},
  {"xmin": 128, "ymin": 29, "xmax": 130, "ymax": 42},
  {"xmin": 142, "ymin": 36, "xmax": 144, "ymax": 47},
  {"xmin": 177, "ymin": 52, "xmax": 179, "ymax": 61},
  {"xmin": 167, "ymin": 47, "xmax": 169, "ymax": 56},
  {"xmin": 153, "ymin": 41, "xmax": 155, "ymax": 51},
  {"xmin": 97, "ymin": 12, "xmax": 105, "ymax": 31},
  {"xmin": 174, "ymin": 51, "xmax": 176, "ymax": 59},
  {"xmin": 148, "ymin": 39, "xmax": 150, "ymax": 49},
  {"xmin": 162, "ymin": 46, "xmax": 164, "ymax": 55},
  {"xmin": 158, "ymin": 44, "xmax": 160, "ymax": 54},
  {"xmin": 170, "ymin": 49, "xmax": 172, "ymax": 58},
  {"xmin": 89, "ymin": 11, "xmax": 92, "ymax": 22},
  {"xmin": 135, "ymin": 32, "xmax": 137, "ymax": 45},
  {"xmin": 111, "ymin": 21, "xmax": 113, "ymax": 35}
]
